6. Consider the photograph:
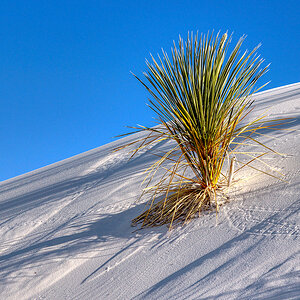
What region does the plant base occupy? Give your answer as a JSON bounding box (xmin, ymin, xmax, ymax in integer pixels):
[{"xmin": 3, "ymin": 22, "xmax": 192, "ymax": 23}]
[{"xmin": 132, "ymin": 186, "xmax": 220, "ymax": 229}]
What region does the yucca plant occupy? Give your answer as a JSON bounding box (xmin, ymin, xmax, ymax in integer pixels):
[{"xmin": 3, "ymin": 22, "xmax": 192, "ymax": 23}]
[{"xmin": 117, "ymin": 32, "xmax": 283, "ymax": 229}]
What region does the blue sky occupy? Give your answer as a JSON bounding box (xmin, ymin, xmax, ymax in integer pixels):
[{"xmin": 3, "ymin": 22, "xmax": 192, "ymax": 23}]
[{"xmin": 0, "ymin": 0, "xmax": 299, "ymax": 181}]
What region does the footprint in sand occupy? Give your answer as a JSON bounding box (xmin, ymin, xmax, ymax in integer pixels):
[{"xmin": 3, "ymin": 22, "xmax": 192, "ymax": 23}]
[{"xmin": 224, "ymin": 202, "xmax": 300, "ymax": 237}]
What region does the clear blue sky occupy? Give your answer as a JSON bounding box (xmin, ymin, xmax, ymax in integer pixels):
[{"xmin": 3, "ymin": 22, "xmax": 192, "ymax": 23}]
[{"xmin": 1, "ymin": 0, "xmax": 299, "ymax": 181}]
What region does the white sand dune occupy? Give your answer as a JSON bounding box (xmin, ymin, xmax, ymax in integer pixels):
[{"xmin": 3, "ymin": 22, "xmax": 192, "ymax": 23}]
[{"xmin": 0, "ymin": 83, "xmax": 299, "ymax": 300}]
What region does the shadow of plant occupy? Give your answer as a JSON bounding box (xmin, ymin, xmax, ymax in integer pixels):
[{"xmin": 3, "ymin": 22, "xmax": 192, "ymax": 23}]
[{"xmin": 0, "ymin": 201, "xmax": 170, "ymax": 285}]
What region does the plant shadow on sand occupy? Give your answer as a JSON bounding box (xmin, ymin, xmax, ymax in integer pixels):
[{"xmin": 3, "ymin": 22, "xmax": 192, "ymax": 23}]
[{"xmin": 0, "ymin": 200, "xmax": 169, "ymax": 284}]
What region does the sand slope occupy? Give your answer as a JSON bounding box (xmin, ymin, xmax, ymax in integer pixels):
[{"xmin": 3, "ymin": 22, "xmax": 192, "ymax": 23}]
[{"xmin": 0, "ymin": 83, "xmax": 299, "ymax": 299}]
